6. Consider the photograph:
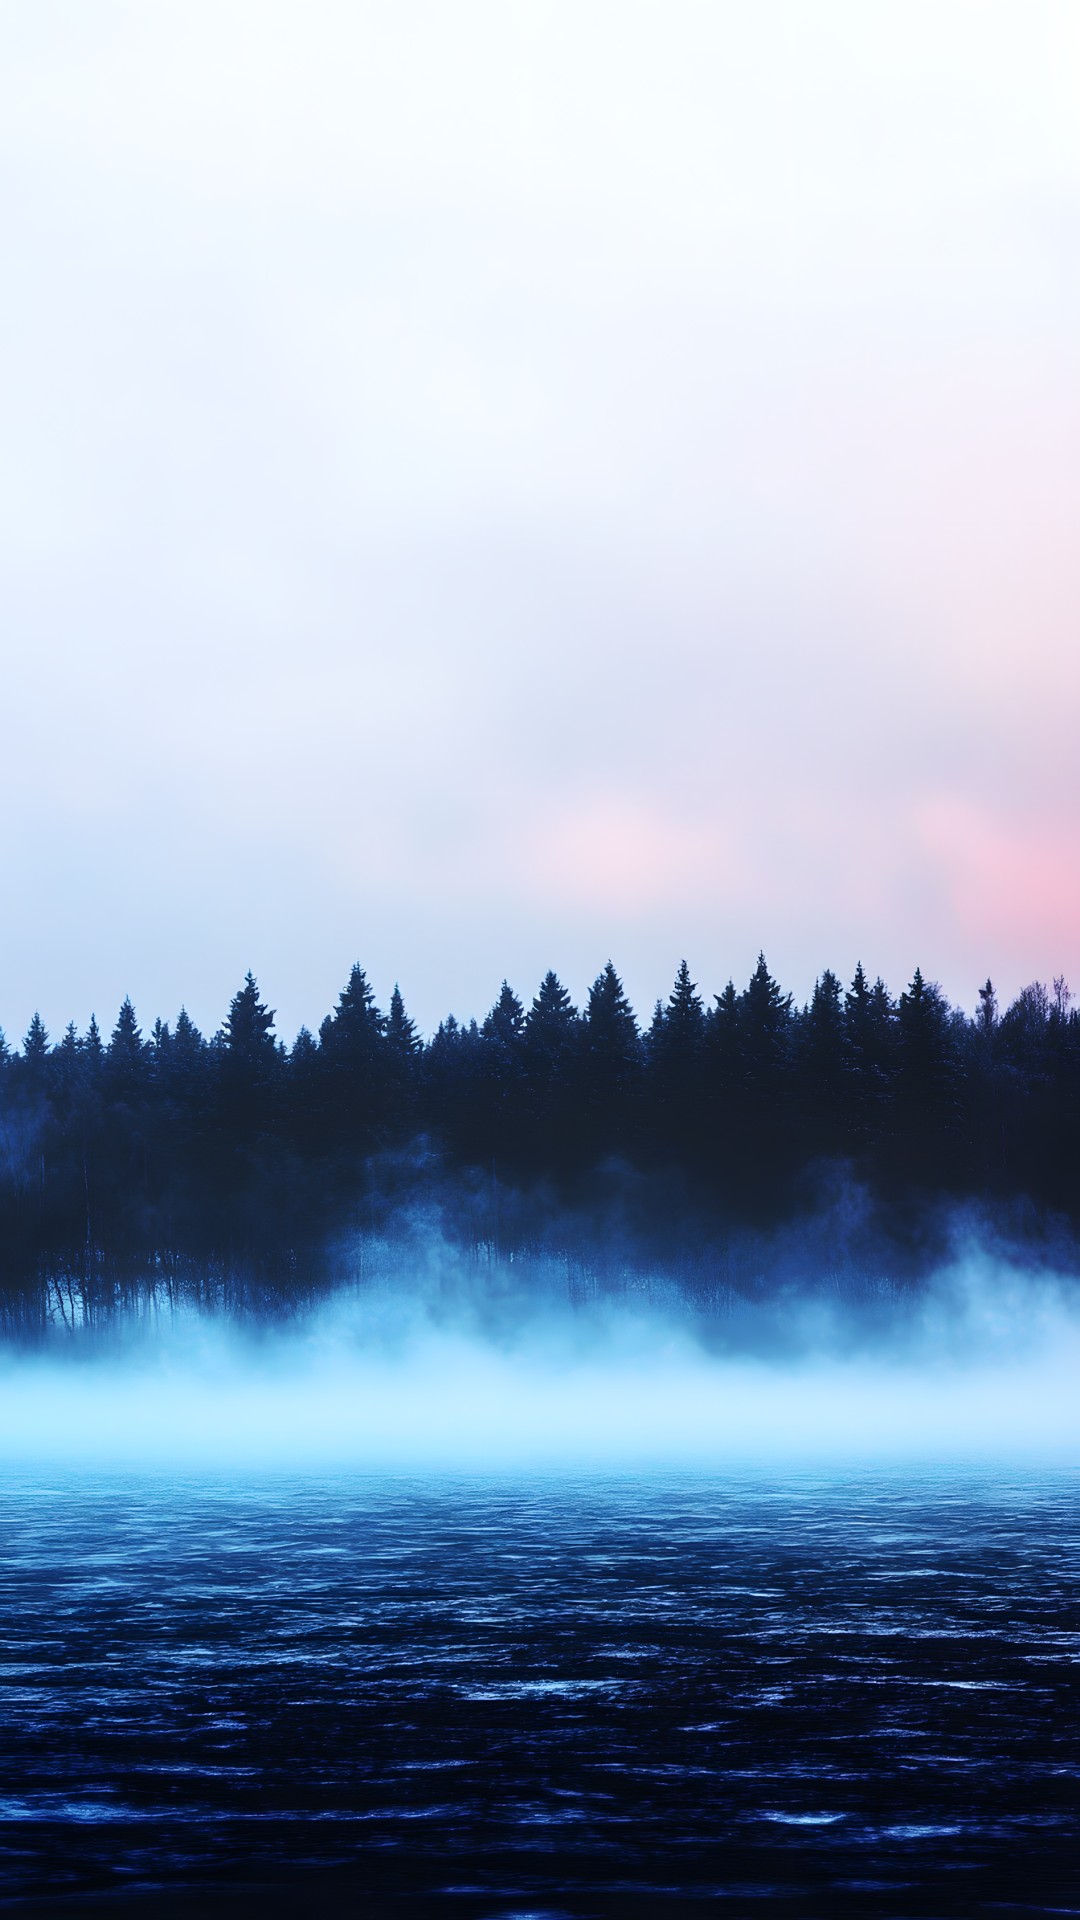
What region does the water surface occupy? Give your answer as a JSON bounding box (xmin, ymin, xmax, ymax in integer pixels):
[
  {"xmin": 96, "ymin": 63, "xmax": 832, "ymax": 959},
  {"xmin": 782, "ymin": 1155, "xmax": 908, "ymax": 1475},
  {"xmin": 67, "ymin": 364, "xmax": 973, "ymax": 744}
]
[{"xmin": 0, "ymin": 1470, "xmax": 1077, "ymax": 1916}]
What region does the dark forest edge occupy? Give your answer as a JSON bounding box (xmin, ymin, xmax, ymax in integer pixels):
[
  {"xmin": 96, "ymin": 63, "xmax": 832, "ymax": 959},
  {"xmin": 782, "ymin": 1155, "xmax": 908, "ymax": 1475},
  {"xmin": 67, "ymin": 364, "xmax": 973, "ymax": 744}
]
[{"xmin": 0, "ymin": 956, "xmax": 1078, "ymax": 1326}]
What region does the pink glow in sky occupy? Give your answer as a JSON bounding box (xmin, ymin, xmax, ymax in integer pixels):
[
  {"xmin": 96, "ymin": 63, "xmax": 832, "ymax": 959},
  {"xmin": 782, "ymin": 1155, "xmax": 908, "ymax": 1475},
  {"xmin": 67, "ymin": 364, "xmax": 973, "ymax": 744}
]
[{"xmin": 1, "ymin": 3, "xmax": 1079, "ymax": 1037}]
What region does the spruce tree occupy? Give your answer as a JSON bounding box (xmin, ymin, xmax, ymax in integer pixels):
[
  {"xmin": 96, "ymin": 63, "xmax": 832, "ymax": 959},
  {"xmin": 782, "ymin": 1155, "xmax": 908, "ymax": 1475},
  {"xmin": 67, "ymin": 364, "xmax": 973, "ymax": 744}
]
[
  {"xmin": 22, "ymin": 1014, "xmax": 49, "ymax": 1064},
  {"xmin": 217, "ymin": 973, "xmax": 278, "ymax": 1154},
  {"xmin": 739, "ymin": 954, "xmax": 792, "ymax": 1078},
  {"xmin": 893, "ymin": 969, "xmax": 960, "ymax": 1182},
  {"xmin": 106, "ymin": 998, "xmax": 147, "ymax": 1100},
  {"xmin": 577, "ymin": 962, "xmax": 641, "ymax": 1162},
  {"xmin": 648, "ymin": 961, "xmax": 706, "ymax": 1161},
  {"xmin": 316, "ymin": 965, "xmax": 389, "ymax": 1156},
  {"xmin": 842, "ymin": 967, "xmax": 895, "ymax": 1147},
  {"xmin": 798, "ymin": 969, "xmax": 849, "ymax": 1154},
  {"xmin": 290, "ymin": 1026, "xmax": 318, "ymax": 1066},
  {"xmin": 319, "ymin": 965, "xmax": 385, "ymax": 1060},
  {"xmin": 524, "ymin": 972, "xmax": 578, "ymax": 1062},
  {"xmin": 172, "ymin": 1007, "xmax": 204, "ymax": 1062},
  {"xmin": 224, "ymin": 973, "xmax": 276, "ymax": 1062},
  {"xmin": 387, "ymin": 985, "xmax": 420, "ymax": 1057},
  {"xmin": 382, "ymin": 987, "xmax": 420, "ymax": 1144},
  {"xmin": 658, "ymin": 960, "xmax": 706, "ymax": 1049},
  {"xmin": 520, "ymin": 972, "xmax": 579, "ymax": 1171},
  {"xmin": 471, "ymin": 983, "xmax": 529, "ymax": 1169},
  {"xmin": 723, "ymin": 955, "xmax": 795, "ymax": 1212},
  {"xmin": 976, "ymin": 979, "xmax": 998, "ymax": 1037},
  {"xmin": 708, "ymin": 981, "xmax": 740, "ymax": 1072},
  {"xmin": 482, "ymin": 982, "xmax": 526, "ymax": 1049}
]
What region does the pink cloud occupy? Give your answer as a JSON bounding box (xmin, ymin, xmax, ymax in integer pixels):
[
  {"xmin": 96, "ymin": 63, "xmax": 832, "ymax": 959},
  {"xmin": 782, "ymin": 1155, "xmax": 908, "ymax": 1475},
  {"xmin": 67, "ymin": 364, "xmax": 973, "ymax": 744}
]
[
  {"xmin": 519, "ymin": 795, "xmax": 743, "ymax": 918},
  {"xmin": 915, "ymin": 796, "xmax": 1080, "ymax": 971}
]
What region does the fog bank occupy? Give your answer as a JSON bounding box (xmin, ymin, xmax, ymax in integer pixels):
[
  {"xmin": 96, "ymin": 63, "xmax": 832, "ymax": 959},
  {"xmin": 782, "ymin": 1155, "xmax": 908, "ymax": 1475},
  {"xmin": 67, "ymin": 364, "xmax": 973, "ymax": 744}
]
[{"xmin": 2, "ymin": 1252, "xmax": 1078, "ymax": 1470}]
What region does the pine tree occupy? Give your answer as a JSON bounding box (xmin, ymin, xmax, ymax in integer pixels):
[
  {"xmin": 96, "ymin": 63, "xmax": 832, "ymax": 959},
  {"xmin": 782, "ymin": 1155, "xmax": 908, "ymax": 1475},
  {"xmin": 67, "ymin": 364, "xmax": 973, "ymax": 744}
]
[
  {"xmin": 656, "ymin": 961, "xmax": 705, "ymax": 1050},
  {"xmin": 83, "ymin": 1016, "xmax": 104, "ymax": 1066},
  {"xmin": 106, "ymin": 998, "xmax": 147, "ymax": 1099},
  {"xmin": 172, "ymin": 1007, "xmax": 204, "ymax": 1061},
  {"xmin": 482, "ymin": 982, "xmax": 526, "ymax": 1049},
  {"xmin": 702, "ymin": 981, "xmax": 742, "ymax": 1172},
  {"xmin": 576, "ymin": 962, "xmax": 641, "ymax": 1161},
  {"xmin": 1000, "ymin": 981, "xmax": 1051, "ymax": 1074},
  {"xmin": 316, "ymin": 965, "xmax": 389, "ymax": 1156},
  {"xmin": 386, "ymin": 985, "xmax": 420, "ymax": 1057},
  {"xmin": 283, "ymin": 1025, "xmax": 321, "ymax": 1160},
  {"xmin": 290, "ymin": 1026, "xmax": 318, "ymax": 1066},
  {"xmin": 22, "ymin": 1014, "xmax": 49, "ymax": 1064},
  {"xmin": 844, "ymin": 962, "xmax": 871, "ymax": 1041},
  {"xmin": 524, "ymin": 972, "xmax": 578, "ymax": 1061},
  {"xmin": 162, "ymin": 1007, "xmax": 206, "ymax": 1110},
  {"xmin": 842, "ymin": 966, "xmax": 895, "ymax": 1146},
  {"xmin": 224, "ymin": 973, "xmax": 276, "ymax": 1062},
  {"xmin": 739, "ymin": 954, "xmax": 792, "ymax": 1076},
  {"xmin": 109, "ymin": 997, "xmax": 144, "ymax": 1052},
  {"xmin": 894, "ymin": 968, "xmax": 960, "ymax": 1180},
  {"xmin": 798, "ymin": 969, "xmax": 849, "ymax": 1154},
  {"xmin": 380, "ymin": 986, "xmax": 420, "ymax": 1147},
  {"xmin": 710, "ymin": 955, "xmax": 795, "ymax": 1213},
  {"xmin": 319, "ymin": 965, "xmax": 385, "ymax": 1060},
  {"xmin": 52, "ymin": 1023, "xmax": 83, "ymax": 1111},
  {"xmin": 584, "ymin": 962, "xmax": 638, "ymax": 1058},
  {"xmin": 425, "ymin": 1013, "xmax": 485, "ymax": 1159},
  {"xmin": 976, "ymin": 979, "xmax": 998, "ymax": 1037},
  {"xmin": 648, "ymin": 961, "xmax": 706, "ymax": 1159},
  {"xmin": 519, "ymin": 972, "xmax": 579, "ymax": 1171},
  {"xmin": 470, "ymin": 984, "xmax": 529, "ymax": 1169},
  {"xmin": 216, "ymin": 973, "xmax": 278, "ymax": 1151},
  {"xmin": 708, "ymin": 981, "xmax": 740, "ymax": 1069},
  {"xmin": 868, "ymin": 978, "xmax": 895, "ymax": 1056}
]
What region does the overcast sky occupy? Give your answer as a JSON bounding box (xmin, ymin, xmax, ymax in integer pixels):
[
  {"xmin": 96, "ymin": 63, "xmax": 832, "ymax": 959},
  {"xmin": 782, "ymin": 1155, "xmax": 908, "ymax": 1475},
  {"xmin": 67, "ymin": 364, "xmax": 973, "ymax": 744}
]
[{"xmin": 2, "ymin": 1, "xmax": 1079, "ymax": 1040}]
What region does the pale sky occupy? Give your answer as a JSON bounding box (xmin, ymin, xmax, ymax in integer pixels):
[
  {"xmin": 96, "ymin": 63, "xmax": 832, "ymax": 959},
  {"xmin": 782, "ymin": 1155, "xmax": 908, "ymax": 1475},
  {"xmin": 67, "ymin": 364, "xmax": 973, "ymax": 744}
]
[{"xmin": 2, "ymin": 2, "xmax": 1079, "ymax": 1040}]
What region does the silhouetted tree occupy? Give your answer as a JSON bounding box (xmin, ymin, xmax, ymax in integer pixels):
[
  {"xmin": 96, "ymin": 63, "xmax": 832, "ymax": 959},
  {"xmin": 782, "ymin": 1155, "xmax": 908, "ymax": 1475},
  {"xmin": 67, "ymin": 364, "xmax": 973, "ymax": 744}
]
[
  {"xmin": 217, "ymin": 972, "xmax": 279, "ymax": 1154},
  {"xmin": 798, "ymin": 969, "xmax": 849, "ymax": 1157},
  {"xmin": 316, "ymin": 965, "xmax": 389, "ymax": 1156},
  {"xmin": 225, "ymin": 973, "xmax": 276, "ymax": 1064},
  {"xmin": 892, "ymin": 968, "xmax": 960, "ymax": 1184},
  {"xmin": 843, "ymin": 965, "xmax": 895, "ymax": 1149},
  {"xmin": 976, "ymin": 978, "xmax": 998, "ymax": 1037},
  {"xmin": 387, "ymin": 985, "xmax": 419, "ymax": 1058},
  {"xmin": 1, "ymin": 943, "xmax": 1079, "ymax": 1302},
  {"xmin": 648, "ymin": 960, "xmax": 706, "ymax": 1160},
  {"xmin": 520, "ymin": 972, "xmax": 579, "ymax": 1170},
  {"xmin": 106, "ymin": 998, "xmax": 147, "ymax": 1100},
  {"xmin": 83, "ymin": 1016, "xmax": 104, "ymax": 1069},
  {"xmin": 576, "ymin": 962, "xmax": 641, "ymax": 1162},
  {"xmin": 728, "ymin": 955, "xmax": 795, "ymax": 1209},
  {"xmin": 524, "ymin": 972, "xmax": 578, "ymax": 1080},
  {"xmin": 21, "ymin": 1014, "xmax": 49, "ymax": 1068}
]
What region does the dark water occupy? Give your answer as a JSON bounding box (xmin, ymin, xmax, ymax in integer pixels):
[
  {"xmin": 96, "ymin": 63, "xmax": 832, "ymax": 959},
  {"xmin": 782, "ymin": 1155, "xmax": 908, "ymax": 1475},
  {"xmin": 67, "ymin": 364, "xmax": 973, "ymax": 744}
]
[{"xmin": 0, "ymin": 1470, "xmax": 1077, "ymax": 1918}]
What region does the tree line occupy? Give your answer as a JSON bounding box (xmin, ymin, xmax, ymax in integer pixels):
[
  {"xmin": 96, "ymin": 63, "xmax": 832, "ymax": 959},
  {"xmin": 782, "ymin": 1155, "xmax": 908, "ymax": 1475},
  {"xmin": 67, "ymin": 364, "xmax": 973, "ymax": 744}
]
[{"xmin": 0, "ymin": 955, "xmax": 1077, "ymax": 1292}]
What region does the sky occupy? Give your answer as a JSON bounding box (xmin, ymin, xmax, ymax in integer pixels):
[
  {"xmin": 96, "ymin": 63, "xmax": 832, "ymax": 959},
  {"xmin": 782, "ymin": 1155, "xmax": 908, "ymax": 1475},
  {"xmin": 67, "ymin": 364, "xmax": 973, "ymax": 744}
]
[{"xmin": 1, "ymin": 1, "xmax": 1079, "ymax": 1043}]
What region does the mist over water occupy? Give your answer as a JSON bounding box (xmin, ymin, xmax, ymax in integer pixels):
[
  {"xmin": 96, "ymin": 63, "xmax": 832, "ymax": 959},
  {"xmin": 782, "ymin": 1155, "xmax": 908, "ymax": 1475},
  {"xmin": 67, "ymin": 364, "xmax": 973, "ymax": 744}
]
[
  {"xmin": 3, "ymin": 1240, "xmax": 1079, "ymax": 1472},
  {"xmin": 3, "ymin": 1243, "xmax": 1078, "ymax": 1916}
]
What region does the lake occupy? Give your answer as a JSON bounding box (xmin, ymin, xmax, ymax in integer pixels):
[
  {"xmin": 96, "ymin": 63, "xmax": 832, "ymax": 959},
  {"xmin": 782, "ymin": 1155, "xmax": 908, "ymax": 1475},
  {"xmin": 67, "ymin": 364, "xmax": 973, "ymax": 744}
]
[{"xmin": 0, "ymin": 1469, "xmax": 1077, "ymax": 1916}]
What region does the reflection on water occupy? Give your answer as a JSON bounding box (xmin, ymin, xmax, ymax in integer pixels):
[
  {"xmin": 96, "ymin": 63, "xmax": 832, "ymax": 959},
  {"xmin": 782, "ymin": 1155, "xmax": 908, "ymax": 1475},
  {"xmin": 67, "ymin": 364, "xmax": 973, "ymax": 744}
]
[{"xmin": 0, "ymin": 1470, "xmax": 1077, "ymax": 1916}]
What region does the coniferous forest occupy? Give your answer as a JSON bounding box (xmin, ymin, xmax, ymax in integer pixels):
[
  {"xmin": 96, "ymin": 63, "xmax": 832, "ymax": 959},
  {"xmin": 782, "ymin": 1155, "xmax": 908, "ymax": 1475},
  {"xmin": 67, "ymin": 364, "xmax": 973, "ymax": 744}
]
[{"xmin": 0, "ymin": 956, "xmax": 1078, "ymax": 1319}]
